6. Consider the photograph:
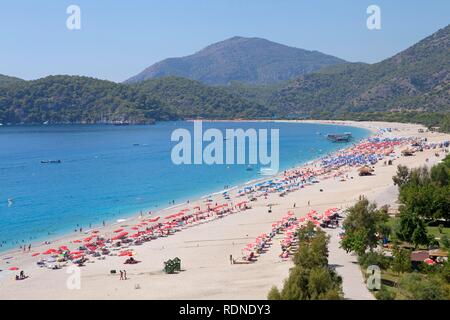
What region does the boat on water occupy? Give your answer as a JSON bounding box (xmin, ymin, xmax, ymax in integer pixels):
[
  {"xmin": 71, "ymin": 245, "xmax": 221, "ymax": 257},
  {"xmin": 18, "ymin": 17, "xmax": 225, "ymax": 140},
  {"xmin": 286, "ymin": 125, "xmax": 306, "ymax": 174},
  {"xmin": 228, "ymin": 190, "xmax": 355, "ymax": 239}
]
[
  {"xmin": 41, "ymin": 160, "xmax": 62, "ymax": 164},
  {"xmin": 326, "ymin": 132, "xmax": 352, "ymax": 142}
]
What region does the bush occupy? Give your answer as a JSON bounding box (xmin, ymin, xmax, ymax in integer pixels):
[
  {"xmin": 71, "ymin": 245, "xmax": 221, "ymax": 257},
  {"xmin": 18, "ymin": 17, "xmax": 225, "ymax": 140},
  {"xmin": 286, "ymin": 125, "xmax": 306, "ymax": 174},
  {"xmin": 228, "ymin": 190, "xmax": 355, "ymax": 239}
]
[
  {"xmin": 358, "ymin": 252, "xmax": 391, "ymax": 270},
  {"xmin": 267, "ymin": 286, "xmax": 281, "ymax": 300},
  {"xmin": 375, "ymin": 286, "xmax": 396, "ymax": 300},
  {"xmin": 398, "ymin": 273, "xmax": 448, "ymax": 300},
  {"xmin": 440, "ymin": 234, "xmax": 449, "ymax": 249}
]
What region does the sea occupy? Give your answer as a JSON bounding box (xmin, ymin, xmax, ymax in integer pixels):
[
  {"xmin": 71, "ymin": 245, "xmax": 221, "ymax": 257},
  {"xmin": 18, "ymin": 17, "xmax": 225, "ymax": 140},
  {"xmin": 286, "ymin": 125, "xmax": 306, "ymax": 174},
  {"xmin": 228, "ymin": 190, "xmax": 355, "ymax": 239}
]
[{"xmin": 0, "ymin": 121, "xmax": 370, "ymax": 252}]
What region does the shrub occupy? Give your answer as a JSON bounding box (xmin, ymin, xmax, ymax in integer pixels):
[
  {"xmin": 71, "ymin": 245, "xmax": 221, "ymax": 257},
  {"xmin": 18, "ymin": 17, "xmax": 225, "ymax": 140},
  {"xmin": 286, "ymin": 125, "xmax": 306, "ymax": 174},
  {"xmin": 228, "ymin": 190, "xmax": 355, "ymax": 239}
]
[
  {"xmin": 267, "ymin": 286, "xmax": 281, "ymax": 300},
  {"xmin": 358, "ymin": 252, "xmax": 391, "ymax": 270},
  {"xmin": 440, "ymin": 234, "xmax": 449, "ymax": 249},
  {"xmin": 398, "ymin": 273, "xmax": 448, "ymax": 300},
  {"xmin": 375, "ymin": 286, "xmax": 396, "ymax": 300}
]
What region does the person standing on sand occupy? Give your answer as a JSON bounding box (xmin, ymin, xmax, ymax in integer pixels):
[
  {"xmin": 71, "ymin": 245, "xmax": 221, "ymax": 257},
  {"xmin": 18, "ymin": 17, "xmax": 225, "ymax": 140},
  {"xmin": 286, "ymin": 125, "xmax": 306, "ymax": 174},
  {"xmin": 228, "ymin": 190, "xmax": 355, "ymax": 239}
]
[
  {"xmin": 229, "ymin": 254, "xmax": 233, "ymax": 265},
  {"xmin": 119, "ymin": 270, "xmax": 123, "ymax": 280},
  {"xmin": 123, "ymin": 270, "xmax": 127, "ymax": 280}
]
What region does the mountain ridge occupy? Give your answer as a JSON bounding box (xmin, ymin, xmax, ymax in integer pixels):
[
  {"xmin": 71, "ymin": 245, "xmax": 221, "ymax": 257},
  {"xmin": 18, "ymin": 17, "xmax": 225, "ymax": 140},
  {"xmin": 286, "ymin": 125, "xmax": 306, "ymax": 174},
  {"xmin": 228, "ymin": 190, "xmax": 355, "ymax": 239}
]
[
  {"xmin": 264, "ymin": 24, "xmax": 450, "ymax": 116},
  {"xmin": 0, "ymin": 25, "xmax": 448, "ymax": 131},
  {"xmin": 125, "ymin": 36, "xmax": 346, "ymax": 85}
]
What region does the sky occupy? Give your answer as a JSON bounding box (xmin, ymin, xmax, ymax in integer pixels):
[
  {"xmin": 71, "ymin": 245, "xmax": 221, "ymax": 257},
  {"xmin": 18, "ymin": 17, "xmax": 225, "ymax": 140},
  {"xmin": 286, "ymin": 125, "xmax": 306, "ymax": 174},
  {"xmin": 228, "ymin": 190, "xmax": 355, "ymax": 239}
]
[{"xmin": 0, "ymin": 0, "xmax": 449, "ymax": 82}]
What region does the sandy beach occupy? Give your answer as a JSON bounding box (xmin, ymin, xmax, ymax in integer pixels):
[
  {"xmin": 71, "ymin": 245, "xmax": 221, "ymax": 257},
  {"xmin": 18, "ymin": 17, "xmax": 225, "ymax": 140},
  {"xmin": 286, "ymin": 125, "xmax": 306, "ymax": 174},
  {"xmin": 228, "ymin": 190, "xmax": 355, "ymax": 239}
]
[{"xmin": 0, "ymin": 120, "xmax": 449, "ymax": 300}]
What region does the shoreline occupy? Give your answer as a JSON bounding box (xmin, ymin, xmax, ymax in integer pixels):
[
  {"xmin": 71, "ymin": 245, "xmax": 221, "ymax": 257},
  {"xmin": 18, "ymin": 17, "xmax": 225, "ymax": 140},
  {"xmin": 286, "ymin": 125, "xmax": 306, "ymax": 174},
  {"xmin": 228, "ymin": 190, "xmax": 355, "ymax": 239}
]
[
  {"xmin": 1, "ymin": 120, "xmax": 448, "ymax": 300},
  {"xmin": 0, "ymin": 120, "xmax": 370, "ymax": 256}
]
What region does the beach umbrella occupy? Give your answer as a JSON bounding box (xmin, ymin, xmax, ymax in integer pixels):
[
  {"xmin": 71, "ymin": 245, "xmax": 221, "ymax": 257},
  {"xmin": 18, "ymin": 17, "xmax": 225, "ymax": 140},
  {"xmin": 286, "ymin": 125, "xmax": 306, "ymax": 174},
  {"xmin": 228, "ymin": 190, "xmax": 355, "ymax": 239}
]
[
  {"xmin": 114, "ymin": 228, "xmax": 124, "ymax": 233},
  {"xmin": 8, "ymin": 267, "xmax": 19, "ymax": 271},
  {"xmin": 73, "ymin": 240, "xmax": 82, "ymax": 243},
  {"xmin": 31, "ymin": 253, "xmax": 40, "ymax": 257}
]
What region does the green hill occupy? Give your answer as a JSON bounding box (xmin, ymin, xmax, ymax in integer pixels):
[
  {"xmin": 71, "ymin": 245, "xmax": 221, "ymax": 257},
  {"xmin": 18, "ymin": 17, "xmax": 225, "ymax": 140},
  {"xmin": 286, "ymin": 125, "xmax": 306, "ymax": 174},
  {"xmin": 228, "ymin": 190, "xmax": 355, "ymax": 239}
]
[
  {"xmin": 132, "ymin": 77, "xmax": 271, "ymax": 119},
  {"xmin": 0, "ymin": 25, "xmax": 448, "ymax": 130},
  {"xmin": 0, "ymin": 75, "xmax": 173, "ymax": 124},
  {"xmin": 267, "ymin": 24, "xmax": 450, "ymax": 117},
  {"xmin": 0, "ymin": 74, "xmax": 24, "ymax": 87}
]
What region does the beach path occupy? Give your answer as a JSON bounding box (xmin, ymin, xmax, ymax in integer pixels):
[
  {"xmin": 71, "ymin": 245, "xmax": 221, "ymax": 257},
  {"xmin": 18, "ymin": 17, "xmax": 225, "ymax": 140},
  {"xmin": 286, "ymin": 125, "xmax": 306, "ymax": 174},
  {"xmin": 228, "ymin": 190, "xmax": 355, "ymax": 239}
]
[{"xmin": 327, "ymin": 227, "xmax": 375, "ymax": 300}]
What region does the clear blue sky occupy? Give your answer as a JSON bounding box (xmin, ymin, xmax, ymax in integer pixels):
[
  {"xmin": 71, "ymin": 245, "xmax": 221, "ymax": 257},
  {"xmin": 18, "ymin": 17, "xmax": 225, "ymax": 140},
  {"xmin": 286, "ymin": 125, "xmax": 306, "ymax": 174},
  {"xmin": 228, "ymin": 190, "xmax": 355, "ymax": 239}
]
[{"xmin": 0, "ymin": 0, "xmax": 448, "ymax": 82}]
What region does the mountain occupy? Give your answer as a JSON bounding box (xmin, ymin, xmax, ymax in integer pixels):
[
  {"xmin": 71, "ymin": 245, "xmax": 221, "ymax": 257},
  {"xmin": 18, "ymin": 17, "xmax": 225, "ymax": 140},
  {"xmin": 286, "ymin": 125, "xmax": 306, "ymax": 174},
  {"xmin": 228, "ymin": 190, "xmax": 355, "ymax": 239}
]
[
  {"xmin": 0, "ymin": 76, "xmax": 173, "ymax": 124},
  {"xmin": 0, "ymin": 74, "xmax": 24, "ymax": 87},
  {"xmin": 125, "ymin": 36, "xmax": 346, "ymax": 85},
  {"xmin": 267, "ymin": 24, "xmax": 450, "ymax": 117},
  {"xmin": 1, "ymin": 25, "xmax": 448, "ymax": 130},
  {"xmin": 133, "ymin": 77, "xmax": 271, "ymax": 119}
]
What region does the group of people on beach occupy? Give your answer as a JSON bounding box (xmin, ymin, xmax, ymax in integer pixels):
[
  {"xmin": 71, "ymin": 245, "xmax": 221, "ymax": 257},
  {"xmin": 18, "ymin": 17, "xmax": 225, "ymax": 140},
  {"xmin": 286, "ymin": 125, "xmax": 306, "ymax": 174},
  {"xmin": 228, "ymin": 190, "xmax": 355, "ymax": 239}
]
[
  {"xmin": 15, "ymin": 270, "xmax": 27, "ymax": 281},
  {"xmin": 6, "ymin": 131, "xmax": 449, "ymax": 281},
  {"xmin": 119, "ymin": 270, "xmax": 127, "ymax": 280}
]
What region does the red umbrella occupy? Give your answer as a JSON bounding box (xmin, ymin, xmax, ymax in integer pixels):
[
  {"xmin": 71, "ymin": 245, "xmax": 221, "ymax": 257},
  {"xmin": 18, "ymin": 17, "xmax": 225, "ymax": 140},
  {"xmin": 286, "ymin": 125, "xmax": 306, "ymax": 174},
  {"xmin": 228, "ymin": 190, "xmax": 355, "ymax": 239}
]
[
  {"xmin": 43, "ymin": 249, "xmax": 57, "ymax": 255},
  {"xmin": 119, "ymin": 250, "xmax": 133, "ymax": 257},
  {"xmin": 111, "ymin": 232, "xmax": 128, "ymax": 240},
  {"xmin": 72, "ymin": 240, "xmax": 82, "ymax": 243},
  {"xmin": 114, "ymin": 228, "xmax": 124, "ymax": 233},
  {"xmin": 8, "ymin": 267, "xmax": 19, "ymax": 271},
  {"xmin": 31, "ymin": 253, "xmax": 40, "ymax": 257}
]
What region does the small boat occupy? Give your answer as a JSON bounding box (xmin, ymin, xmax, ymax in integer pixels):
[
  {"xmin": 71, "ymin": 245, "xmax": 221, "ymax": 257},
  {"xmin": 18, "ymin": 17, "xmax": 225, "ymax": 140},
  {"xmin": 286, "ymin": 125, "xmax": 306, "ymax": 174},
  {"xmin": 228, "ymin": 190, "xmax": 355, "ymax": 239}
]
[
  {"xmin": 326, "ymin": 132, "xmax": 352, "ymax": 142},
  {"xmin": 41, "ymin": 160, "xmax": 62, "ymax": 164},
  {"xmin": 246, "ymin": 165, "xmax": 253, "ymax": 171}
]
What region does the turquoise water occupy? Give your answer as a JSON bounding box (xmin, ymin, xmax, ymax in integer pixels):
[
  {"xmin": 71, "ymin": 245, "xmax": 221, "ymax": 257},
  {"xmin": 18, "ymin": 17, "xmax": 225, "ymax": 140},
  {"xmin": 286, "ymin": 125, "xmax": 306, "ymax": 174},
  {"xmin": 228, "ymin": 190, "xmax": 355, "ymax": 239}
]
[{"xmin": 0, "ymin": 121, "xmax": 370, "ymax": 251}]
